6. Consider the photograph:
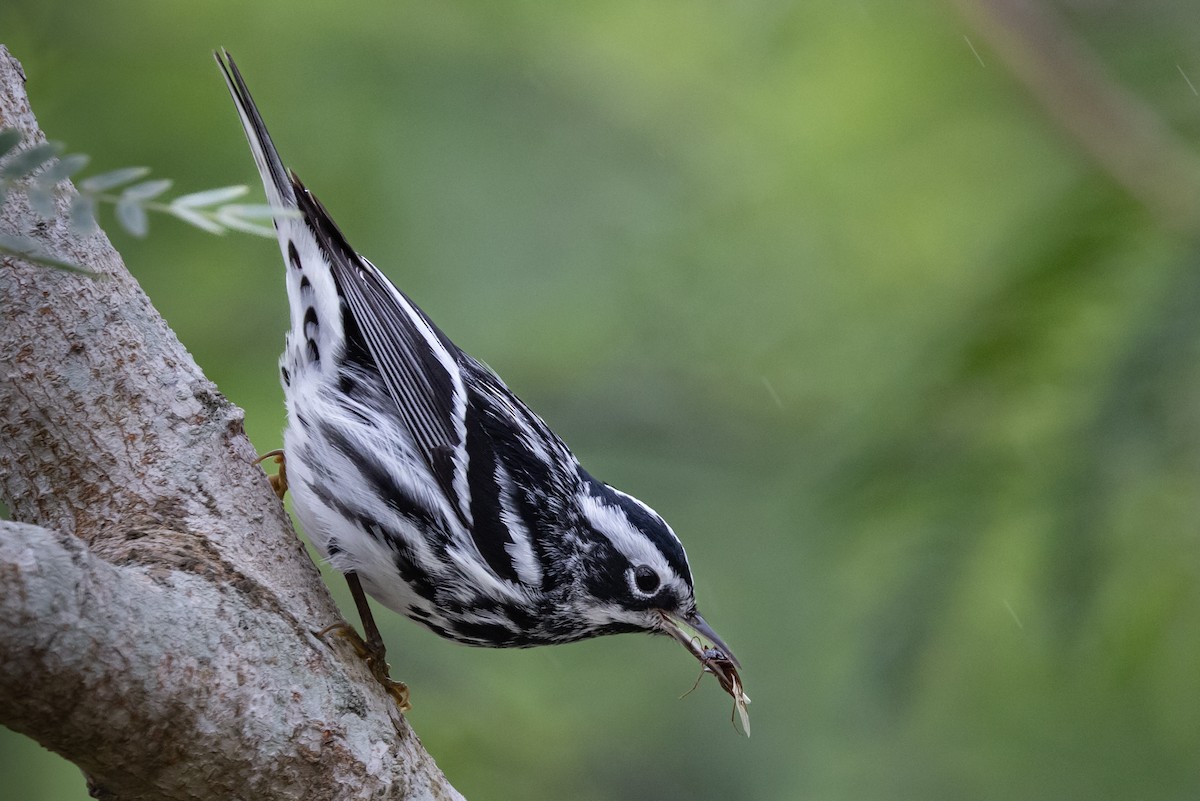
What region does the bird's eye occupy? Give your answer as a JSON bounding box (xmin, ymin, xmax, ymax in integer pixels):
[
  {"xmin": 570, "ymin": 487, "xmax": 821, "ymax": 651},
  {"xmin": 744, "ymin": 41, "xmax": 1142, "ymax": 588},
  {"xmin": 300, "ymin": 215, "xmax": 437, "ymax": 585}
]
[{"xmin": 633, "ymin": 565, "xmax": 660, "ymax": 594}]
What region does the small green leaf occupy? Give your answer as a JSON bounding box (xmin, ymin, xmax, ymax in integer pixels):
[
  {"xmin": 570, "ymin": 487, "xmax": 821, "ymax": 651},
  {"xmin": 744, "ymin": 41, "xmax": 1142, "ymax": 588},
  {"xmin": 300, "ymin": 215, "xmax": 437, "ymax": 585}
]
[
  {"xmin": 69, "ymin": 193, "xmax": 97, "ymax": 235},
  {"xmin": 28, "ymin": 186, "xmax": 56, "ymax": 219},
  {"xmin": 219, "ymin": 203, "xmax": 295, "ymax": 220},
  {"xmin": 78, "ymin": 166, "xmax": 151, "ymax": 193},
  {"xmin": 0, "ymin": 234, "xmax": 98, "ymax": 276},
  {"xmin": 0, "ymin": 129, "xmax": 21, "ymax": 159},
  {"xmin": 0, "ymin": 232, "xmax": 39, "ymax": 252},
  {"xmin": 120, "ymin": 178, "xmax": 172, "ymax": 201},
  {"xmin": 1, "ymin": 141, "xmax": 63, "ymax": 180},
  {"xmin": 171, "ymin": 185, "xmax": 248, "ymax": 208},
  {"xmin": 218, "ymin": 203, "xmax": 297, "ymax": 221},
  {"xmin": 37, "ymin": 153, "xmax": 90, "ymax": 186},
  {"xmin": 215, "ymin": 206, "xmax": 278, "ymax": 237},
  {"xmin": 169, "ymin": 205, "xmax": 227, "ymax": 235},
  {"xmin": 116, "ymin": 197, "xmax": 149, "ymax": 237}
]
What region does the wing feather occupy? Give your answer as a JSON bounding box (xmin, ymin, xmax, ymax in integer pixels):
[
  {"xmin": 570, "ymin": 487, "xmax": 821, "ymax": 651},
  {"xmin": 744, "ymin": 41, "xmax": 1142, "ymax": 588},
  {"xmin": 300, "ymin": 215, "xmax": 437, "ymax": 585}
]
[{"xmin": 292, "ymin": 183, "xmax": 473, "ymax": 527}]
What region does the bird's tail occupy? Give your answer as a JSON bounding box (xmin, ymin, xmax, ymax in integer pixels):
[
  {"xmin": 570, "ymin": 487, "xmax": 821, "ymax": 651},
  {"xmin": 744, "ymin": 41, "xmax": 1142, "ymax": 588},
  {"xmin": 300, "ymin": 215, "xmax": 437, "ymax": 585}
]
[
  {"xmin": 215, "ymin": 49, "xmax": 347, "ymax": 386},
  {"xmin": 214, "ymin": 49, "xmax": 296, "ymax": 212}
]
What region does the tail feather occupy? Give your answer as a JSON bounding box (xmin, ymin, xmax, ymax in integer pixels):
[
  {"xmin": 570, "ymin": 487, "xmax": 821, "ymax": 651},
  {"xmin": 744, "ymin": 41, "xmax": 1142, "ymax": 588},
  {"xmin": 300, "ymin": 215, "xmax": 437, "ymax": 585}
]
[
  {"xmin": 214, "ymin": 49, "xmax": 295, "ymax": 210},
  {"xmin": 216, "ymin": 49, "xmax": 345, "ymax": 385}
]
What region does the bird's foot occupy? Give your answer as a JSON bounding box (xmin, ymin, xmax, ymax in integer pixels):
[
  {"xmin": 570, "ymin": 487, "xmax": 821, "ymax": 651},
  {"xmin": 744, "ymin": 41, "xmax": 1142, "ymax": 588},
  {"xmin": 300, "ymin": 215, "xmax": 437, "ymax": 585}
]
[
  {"xmin": 254, "ymin": 449, "xmax": 288, "ymax": 499},
  {"xmin": 317, "ymin": 621, "xmax": 411, "ymax": 711}
]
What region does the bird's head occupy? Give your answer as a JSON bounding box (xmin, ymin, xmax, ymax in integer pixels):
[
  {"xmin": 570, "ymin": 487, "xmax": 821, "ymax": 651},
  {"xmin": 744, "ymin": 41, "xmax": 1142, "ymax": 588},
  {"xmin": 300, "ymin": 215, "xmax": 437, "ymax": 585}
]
[{"xmin": 573, "ymin": 475, "xmax": 741, "ymax": 678}]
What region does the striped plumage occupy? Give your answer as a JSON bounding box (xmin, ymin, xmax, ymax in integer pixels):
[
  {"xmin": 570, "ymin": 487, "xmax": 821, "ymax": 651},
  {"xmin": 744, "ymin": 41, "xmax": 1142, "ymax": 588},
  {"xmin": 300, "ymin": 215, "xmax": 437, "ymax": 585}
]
[{"xmin": 216, "ymin": 51, "xmax": 740, "ymax": 699}]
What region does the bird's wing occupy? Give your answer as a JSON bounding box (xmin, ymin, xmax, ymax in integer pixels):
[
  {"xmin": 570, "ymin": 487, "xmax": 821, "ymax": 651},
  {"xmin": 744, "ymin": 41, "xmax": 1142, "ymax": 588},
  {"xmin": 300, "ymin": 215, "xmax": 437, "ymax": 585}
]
[
  {"xmin": 216, "ymin": 49, "xmax": 472, "ymax": 527},
  {"xmin": 295, "ymin": 185, "xmax": 473, "ymax": 528}
]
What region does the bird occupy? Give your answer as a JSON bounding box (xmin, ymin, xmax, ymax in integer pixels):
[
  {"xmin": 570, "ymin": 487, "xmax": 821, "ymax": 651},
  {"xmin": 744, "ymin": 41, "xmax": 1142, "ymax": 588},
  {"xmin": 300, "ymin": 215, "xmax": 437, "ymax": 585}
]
[{"xmin": 215, "ymin": 50, "xmax": 746, "ymax": 723}]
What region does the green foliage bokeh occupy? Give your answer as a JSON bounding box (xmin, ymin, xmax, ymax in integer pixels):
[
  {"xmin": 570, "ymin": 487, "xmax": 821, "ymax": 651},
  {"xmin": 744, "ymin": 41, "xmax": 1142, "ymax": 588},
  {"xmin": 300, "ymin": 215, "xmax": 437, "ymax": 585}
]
[{"xmin": 3, "ymin": 2, "xmax": 1200, "ymax": 799}]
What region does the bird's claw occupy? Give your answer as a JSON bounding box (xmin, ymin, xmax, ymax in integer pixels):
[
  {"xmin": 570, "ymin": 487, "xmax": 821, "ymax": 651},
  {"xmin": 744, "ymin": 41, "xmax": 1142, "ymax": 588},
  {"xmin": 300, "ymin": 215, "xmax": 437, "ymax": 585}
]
[
  {"xmin": 254, "ymin": 449, "xmax": 288, "ymax": 499},
  {"xmin": 317, "ymin": 621, "xmax": 411, "ymax": 711}
]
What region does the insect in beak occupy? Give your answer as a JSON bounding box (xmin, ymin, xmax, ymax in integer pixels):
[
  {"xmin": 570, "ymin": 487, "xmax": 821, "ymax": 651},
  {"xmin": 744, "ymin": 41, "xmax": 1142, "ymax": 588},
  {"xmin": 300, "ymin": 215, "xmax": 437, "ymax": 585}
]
[{"xmin": 658, "ymin": 611, "xmax": 751, "ymax": 735}]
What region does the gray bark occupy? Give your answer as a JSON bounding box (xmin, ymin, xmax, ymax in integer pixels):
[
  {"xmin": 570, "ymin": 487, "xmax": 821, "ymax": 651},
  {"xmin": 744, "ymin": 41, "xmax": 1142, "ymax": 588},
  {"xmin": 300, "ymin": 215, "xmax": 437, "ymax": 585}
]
[{"xmin": 0, "ymin": 44, "xmax": 463, "ymax": 801}]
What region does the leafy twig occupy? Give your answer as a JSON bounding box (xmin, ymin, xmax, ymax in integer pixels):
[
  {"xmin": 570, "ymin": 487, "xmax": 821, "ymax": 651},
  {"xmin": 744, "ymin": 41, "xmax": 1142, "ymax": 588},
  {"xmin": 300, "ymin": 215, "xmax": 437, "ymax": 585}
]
[{"xmin": 0, "ymin": 128, "xmax": 291, "ymax": 274}]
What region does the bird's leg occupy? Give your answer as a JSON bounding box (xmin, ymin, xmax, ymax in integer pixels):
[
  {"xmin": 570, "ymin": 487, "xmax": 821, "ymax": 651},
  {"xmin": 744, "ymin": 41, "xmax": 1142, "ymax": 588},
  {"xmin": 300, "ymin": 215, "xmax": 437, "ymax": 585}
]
[
  {"xmin": 253, "ymin": 449, "xmax": 288, "ymax": 499},
  {"xmin": 317, "ymin": 572, "xmax": 410, "ymax": 711},
  {"xmin": 256, "ymin": 449, "xmax": 406, "ymax": 708},
  {"xmin": 265, "ymin": 448, "xmax": 408, "ymax": 709}
]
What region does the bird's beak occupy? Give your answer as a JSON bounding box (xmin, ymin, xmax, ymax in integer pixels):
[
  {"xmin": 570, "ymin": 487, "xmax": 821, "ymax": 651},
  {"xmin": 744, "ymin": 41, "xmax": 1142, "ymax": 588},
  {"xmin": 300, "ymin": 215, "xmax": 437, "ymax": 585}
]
[{"xmin": 660, "ymin": 610, "xmax": 741, "ymax": 669}]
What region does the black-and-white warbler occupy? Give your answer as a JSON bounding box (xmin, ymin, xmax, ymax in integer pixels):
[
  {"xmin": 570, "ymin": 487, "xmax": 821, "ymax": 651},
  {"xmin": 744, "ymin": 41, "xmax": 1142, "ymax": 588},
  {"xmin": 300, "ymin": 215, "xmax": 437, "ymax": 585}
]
[{"xmin": 216, "ymin": 51, "xmax": 747, "ymax": 724}]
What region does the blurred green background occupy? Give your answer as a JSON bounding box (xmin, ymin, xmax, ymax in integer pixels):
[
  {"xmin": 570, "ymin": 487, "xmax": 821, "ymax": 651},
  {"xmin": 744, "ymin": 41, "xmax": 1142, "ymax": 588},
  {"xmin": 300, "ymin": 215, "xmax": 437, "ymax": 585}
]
[{"xmin": 4, "ymin": 1, "xmax": 1200, "ymax": 799}]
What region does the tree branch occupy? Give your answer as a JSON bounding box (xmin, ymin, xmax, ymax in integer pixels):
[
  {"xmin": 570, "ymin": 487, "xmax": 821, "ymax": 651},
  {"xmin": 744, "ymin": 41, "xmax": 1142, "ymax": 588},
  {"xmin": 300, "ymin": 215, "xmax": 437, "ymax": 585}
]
[
  {"xmin": 0, "ymin": 44, "xmax": 463, "ymax": 801},
  {"xmin": 954, "ymin": 0, "xmax": 1200, "ymax": 232}
]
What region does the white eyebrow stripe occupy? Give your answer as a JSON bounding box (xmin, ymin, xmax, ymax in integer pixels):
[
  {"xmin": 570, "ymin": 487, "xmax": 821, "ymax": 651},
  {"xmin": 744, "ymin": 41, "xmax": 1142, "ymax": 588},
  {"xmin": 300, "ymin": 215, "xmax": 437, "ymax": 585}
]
[{"xmin": 577, "ymin": 492, "xmax": 673, "ymax": 578}]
